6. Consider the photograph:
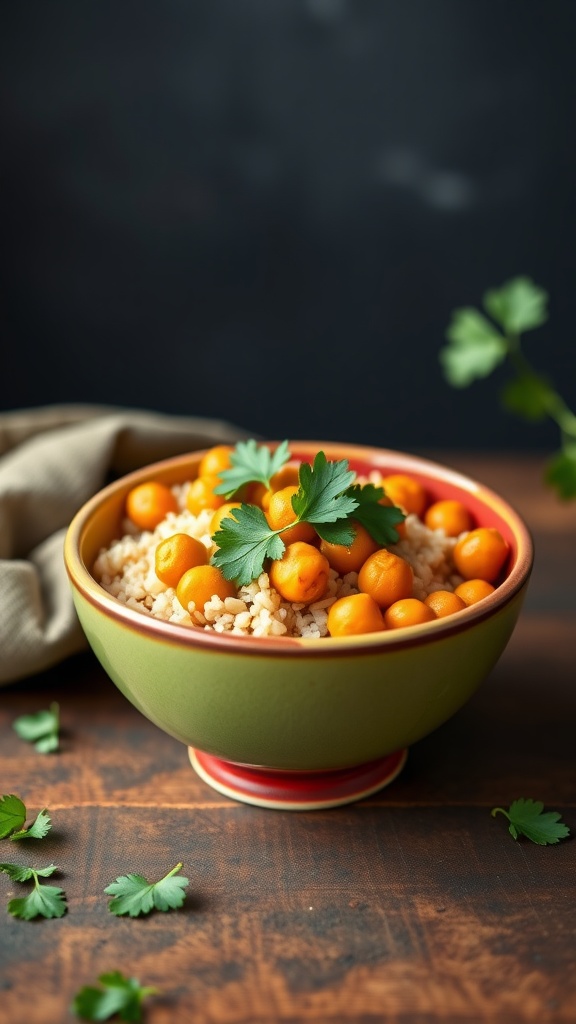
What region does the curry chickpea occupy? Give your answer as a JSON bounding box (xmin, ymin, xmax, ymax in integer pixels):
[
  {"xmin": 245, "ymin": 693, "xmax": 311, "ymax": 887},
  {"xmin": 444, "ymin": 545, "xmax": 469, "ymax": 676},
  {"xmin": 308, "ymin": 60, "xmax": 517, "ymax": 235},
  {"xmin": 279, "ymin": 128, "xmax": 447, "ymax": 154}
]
[{"xmin": 269, "ymin": 541, "xmax": 330, "ymax": 604}]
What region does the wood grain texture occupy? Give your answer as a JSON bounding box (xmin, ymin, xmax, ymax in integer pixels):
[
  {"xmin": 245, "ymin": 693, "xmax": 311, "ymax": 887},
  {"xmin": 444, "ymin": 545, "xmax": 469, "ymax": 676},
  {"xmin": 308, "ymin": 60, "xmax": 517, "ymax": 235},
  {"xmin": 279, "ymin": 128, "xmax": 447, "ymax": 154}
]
[{"xmin": 0, "ymin": 455, "xmax": 574, "ymax": 1024}]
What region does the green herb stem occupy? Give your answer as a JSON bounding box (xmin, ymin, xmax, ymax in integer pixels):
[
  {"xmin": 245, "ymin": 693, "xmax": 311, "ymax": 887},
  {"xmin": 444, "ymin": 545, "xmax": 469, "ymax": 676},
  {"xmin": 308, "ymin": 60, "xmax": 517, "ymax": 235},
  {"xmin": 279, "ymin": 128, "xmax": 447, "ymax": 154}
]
[{"xmin": 506, "ymin": 332, "xmax": 576, "ymax": 445}]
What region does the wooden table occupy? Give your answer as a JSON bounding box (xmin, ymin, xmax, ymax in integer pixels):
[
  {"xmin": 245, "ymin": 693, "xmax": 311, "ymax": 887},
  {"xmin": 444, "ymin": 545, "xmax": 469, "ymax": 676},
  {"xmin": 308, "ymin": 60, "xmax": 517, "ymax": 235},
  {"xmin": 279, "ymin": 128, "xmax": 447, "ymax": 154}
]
[{"xmin": 1, "ymin": 454, "xmax": 575, "ymax": 1024}]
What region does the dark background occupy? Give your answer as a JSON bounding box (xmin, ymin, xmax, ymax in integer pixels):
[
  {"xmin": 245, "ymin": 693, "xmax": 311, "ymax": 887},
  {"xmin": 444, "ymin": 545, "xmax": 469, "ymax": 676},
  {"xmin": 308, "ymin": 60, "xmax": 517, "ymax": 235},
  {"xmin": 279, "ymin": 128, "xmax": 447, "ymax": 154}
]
[{"xmin": 1, "ymin": 0, "xmax": 575, "ymax": 452}]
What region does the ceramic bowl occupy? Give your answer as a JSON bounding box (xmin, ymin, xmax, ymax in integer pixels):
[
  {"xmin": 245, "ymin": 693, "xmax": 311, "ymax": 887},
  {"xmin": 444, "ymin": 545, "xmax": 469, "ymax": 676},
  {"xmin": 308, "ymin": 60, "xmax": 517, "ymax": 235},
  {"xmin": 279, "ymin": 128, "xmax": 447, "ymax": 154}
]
[{"xmin": 64, "ymin": 442, "xmax": 533, "ymax": 810}]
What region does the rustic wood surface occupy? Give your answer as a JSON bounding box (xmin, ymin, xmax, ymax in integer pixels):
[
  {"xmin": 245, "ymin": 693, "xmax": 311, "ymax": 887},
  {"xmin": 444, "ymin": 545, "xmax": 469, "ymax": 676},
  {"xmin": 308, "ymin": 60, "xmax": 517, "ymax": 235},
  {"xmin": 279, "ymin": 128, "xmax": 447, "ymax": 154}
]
[{"xmin": 1, "ymin": 454, "xmax": 575, "ymax": 1024}]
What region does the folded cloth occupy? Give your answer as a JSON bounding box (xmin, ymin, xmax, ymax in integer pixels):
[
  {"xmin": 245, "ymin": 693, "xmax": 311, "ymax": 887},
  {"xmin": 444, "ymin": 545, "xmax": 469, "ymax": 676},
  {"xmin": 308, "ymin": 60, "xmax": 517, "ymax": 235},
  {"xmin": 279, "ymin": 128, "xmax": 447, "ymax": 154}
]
[{"xmin": 0, "ymin": 404, "xmax": 251, "ymax": 686}]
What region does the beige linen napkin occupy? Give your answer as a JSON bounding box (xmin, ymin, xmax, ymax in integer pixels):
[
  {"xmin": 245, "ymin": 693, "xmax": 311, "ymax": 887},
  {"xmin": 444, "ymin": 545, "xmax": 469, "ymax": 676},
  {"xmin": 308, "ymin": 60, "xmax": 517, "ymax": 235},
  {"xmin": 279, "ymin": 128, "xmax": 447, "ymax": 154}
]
[{"xmin": 0, "ymin": 404, "xmax": 251, "ymax": 685}]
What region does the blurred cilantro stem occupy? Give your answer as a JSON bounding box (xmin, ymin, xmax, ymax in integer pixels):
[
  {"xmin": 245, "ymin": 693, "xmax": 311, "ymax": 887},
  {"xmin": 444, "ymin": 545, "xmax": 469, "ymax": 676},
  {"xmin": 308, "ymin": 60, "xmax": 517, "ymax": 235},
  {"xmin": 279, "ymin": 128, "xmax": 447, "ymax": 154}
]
[{"xmin": 439, "ymin": 276, "xmax": 576, "ymax": 500}]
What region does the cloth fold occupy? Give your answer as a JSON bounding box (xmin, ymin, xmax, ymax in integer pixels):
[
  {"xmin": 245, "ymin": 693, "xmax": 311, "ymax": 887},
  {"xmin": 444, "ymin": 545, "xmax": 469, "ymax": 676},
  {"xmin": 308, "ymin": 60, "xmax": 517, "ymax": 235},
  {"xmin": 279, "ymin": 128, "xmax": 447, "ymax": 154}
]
[{"xmin": 0, "ymin": 405, "xmax": 250, "ymax": 685}]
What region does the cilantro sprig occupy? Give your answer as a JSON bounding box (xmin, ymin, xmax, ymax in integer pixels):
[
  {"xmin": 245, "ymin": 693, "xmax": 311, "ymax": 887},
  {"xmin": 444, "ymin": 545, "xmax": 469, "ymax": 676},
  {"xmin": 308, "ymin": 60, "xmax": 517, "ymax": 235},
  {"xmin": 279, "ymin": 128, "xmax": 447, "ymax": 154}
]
[
  {"xmin": 0, "ymin": 862, "xmax": 67, "ymax": 919},
  {"xmin": 440, "ymin": 277, "xmax": 576, "ymax": 499},
  {"xmin": 0, "ymin": 794, "xmax": 52, "ymax": 840},
  {"xmin": 104, "ymin": 862, "xmax": 189, "ymax": 917},
  {"xmin": 491, "ymin": 798, "xmax": 571, "ymax": 845},
  {"xmin": 214, "ymin": 438, "xmax": 291, "ymax": 498},
  {"xmin": 12, "ymin": 702, "xmax": 60, "ymax": 753},
  {"xmin": 72, "ymin": 971, "xmax": 159, "ymax": 1022},
  {"xmin": 211, "ymin": 447, "xmax": 406, "ymax": 585}
]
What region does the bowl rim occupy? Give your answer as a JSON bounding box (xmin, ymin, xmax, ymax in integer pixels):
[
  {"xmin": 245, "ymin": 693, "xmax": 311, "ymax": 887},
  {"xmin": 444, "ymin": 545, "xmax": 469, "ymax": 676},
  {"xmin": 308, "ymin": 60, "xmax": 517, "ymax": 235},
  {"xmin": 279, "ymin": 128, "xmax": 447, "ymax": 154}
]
[{"xmin": 64, "ymin": 441, "xmax": 534, "ymax": 656}]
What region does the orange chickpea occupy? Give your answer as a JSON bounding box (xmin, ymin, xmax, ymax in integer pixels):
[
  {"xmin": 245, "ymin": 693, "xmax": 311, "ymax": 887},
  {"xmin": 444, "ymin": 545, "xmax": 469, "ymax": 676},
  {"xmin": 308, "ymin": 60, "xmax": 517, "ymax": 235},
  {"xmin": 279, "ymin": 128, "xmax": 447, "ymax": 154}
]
[
  {"xmin": 454, "ymin": 578, "xmax": 496, "ymax": 606},
  {"xmin": 357, "ymin": 548, "xmax": 414, "ymax": 609},
  {"xmin": 319, "ymin": 520, "xmax": 379, "ymax": 575},
  {"xmin": 245, "ymin": 481, "xmax": 269, "ymax": 508},
  {"xmin": 424, "ymin": 589, "xmax": 467, "ymax": 619},
  {"xmin": 384, "ymin": 598, "xmax": 436, "ymax": 629},
  {"xmin": 176, "ymin": 564, "xmax": 236, "ymax": 612},
  {"xmin": 125, "ymin": 481, "xmax": 178, "ymax": 531},
  {"xmin": 424, "ymin": 499, "xmax": 473, "ymax": 537},
  {"xmin": 266, "ymin": 485, "xmax": 316, "ymax": 545},
  {"xmin": 260, "ymin": 464, "xmax": 302, "ymax": 510},
  {"xmin": 453, "ymin": 527, "xmax": 510, "ymax": 582},
  {"xmin": 185, "ymin": 475, "xmax": 226, "ymax": 516},
  {"xmin": 197, "ymin": 444, "xmax": 234, "ymax": 478},
  {"xmin": 327, "ymin": 593, "xmax": 386, "ymax": 637},
  {"xmin": 268, "ymin": 541, "xmax": 330, "ymax": 604},
  {"xmin": 245, "ymin": 465, "xmax": 301, "ymax": 510},
  {"xmin": 380, "ymin": 474, "xmax": 427, "ymax": 518},
  {"xmin": 154, "ymin": 533, "xmax": 209, "ymax": 588},
  {"xmin": 210, "ymin": 502, "xmax": 242, "ymax": 537}
]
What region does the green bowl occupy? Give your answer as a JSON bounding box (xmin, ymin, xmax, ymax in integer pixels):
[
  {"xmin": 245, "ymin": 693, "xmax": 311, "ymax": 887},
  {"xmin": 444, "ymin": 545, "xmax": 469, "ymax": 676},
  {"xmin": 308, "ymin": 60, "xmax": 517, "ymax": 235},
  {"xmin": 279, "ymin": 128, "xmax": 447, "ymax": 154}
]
[{"xmin": 64, "ymin": 442, "xmax": 533, "ymax": 809}]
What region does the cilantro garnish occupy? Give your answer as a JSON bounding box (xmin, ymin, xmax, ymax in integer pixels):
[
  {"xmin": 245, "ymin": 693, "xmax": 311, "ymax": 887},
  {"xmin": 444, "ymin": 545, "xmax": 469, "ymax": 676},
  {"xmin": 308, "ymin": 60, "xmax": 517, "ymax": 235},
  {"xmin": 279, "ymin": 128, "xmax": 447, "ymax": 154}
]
[
  {"xmin": 214, "ymin": 438, "xmax": 291, "ymax": 498},
  {"xmin": 491, "ymin": 798, "xmax": 571, "ymax": 845},
  {"xmin": 104, "ymin": 862, "xmax": 189, "ymax": 917},
  {"xmin": 0, "ymin": 861, "xmax": 67, "ymax": 919},
  {"xmin": 72, "ymin": 971, "xmax": 159, "ymax": 1022},
  {"xmin": 344, "ymin": 483, "xmax": 406, "ymax": 546},
  {"xmin": 12, "ymin": 702, "xmax": 60, "ymax": 753},
  {"xmin": 211, "ymin": 447, "xmax": 405, "ymax": 584},
  {"xmin": 0, "ymin": 795, "xmax": 52, "ymax": 841},
  {"xmin": 211, "ymin": 502, "xmax": 287, "ymax": 586},
  {"xmin": 440, "ymin": 277, "xmax": 576, "ymax": 499}
]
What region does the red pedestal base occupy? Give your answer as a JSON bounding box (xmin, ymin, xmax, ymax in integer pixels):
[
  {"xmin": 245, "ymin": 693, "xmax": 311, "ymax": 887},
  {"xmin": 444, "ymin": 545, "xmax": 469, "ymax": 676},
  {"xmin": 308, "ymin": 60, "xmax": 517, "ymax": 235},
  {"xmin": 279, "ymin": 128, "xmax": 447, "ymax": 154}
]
[{"xmin": 188, "ymin": 747, "xmax": 408, "ymax": 810}]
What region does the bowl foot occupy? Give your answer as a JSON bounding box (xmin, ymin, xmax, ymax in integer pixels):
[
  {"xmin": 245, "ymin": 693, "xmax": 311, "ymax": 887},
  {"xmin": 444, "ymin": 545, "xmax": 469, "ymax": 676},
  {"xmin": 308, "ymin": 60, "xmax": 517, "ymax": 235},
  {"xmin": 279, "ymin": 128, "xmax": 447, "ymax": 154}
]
[{"xmin": 188, "ymin": 747, "xmax": 408, "ymax": 810}]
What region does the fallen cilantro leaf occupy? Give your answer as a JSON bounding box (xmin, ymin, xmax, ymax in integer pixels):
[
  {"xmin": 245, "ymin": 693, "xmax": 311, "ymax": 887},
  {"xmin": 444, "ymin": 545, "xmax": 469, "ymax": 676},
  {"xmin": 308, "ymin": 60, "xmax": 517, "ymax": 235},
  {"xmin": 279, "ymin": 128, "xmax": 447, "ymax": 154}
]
[
  {"xmin": 491, "ymin": 798, "xmax": 571, "ymax": 845},
  {"xmin": 2, "ymin": 862, "xmax": 67, "ymax": 920},
  {"xmin": 214, "ymin": 438, "xmax": 291, "ymax": 498},
  {"xmin": 72, "ymin": 971, "xmax": 158, "ymax": 1022},
  {"xmin": 10, "ymin": 808, "xmax": 52, "ymax": 841},
  {"xmin": 8, "ymin": 884, "xmax": 67, "ymax": 920},
  {"xmin": 0, "ymin": 861, "xmax": 58, "ymax": 881},
  {"xmin": 104, "ymin": 862, "xmax": 189, "ymax": 917},
  {"xmin": 0, "ymin": 795, "xmax": 26, "ymax": 839},
  {"xmin": 12, "ymin": 702, "xmax": 60, "ymax": 753}
]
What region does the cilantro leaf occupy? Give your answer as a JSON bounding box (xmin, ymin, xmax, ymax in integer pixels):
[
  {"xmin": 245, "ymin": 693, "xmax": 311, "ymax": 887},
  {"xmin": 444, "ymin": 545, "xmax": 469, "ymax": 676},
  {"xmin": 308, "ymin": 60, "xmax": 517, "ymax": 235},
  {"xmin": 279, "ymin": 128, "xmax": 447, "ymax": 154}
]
[
  {"xmin": 1, "ymin": 859, "xmax": 66, "ymax": 919},
  {"xmin": 345, "ymin": 483, "xmax": 406, "ymax": 545},
  {"xmin": 292, "ymin": 451, "xmax": 357, "ymax": 523},
  {"xmin": 214, "ymin": 439, "xmax": 291, "ymax": 498},
  {"xmin": 72, "ymin": 971, "xmax": 159, "ymax": 1022},
  {"xmin": 500, "ymin": 373, "xmax": 556, "ymax": 422},
  {"xmin": 491, "ymin": 798, "xmax": 570, "ymax": 845},
  {"xmin": 483, "ymin": 276, "xmax": 549, "ymax": 335},
  {"xmin": 545, "ymin": 446, "xmax": 576, "ymax": 500},
  {"xmin": 0, "ymin": 795, "xmax": 26, "ymax": 839},
  {"xmin": 104, "ymin": 862, "xmax": 189, "ymax": 917},
  {"xmin": 8, "ymin": 881, "xmax": 67, "ymax": 920},
  {"xmin": 10, "ymin": 808, "xmax": 52, "ymax": 841},
  {"xmin": 440, "ymin": 308, "xmax": 507, "ymax": 386},
  {"xmin": 211, "ymin": 504, "xmax": 286, "ymax": 585},
  {"xmin": 311, "ymin": 519, "xmax": 357, "ymax": 546},
  {"xmin": 212, "ymin": 451, "xmax": 361, "ymax": 583},
  {"xmin": 0, "ymin": 862, "xmax": 58, "ymax": 881},
  {"xmin": 12, "ymin": 702, "xmax": 59, "ymax": 753}
]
